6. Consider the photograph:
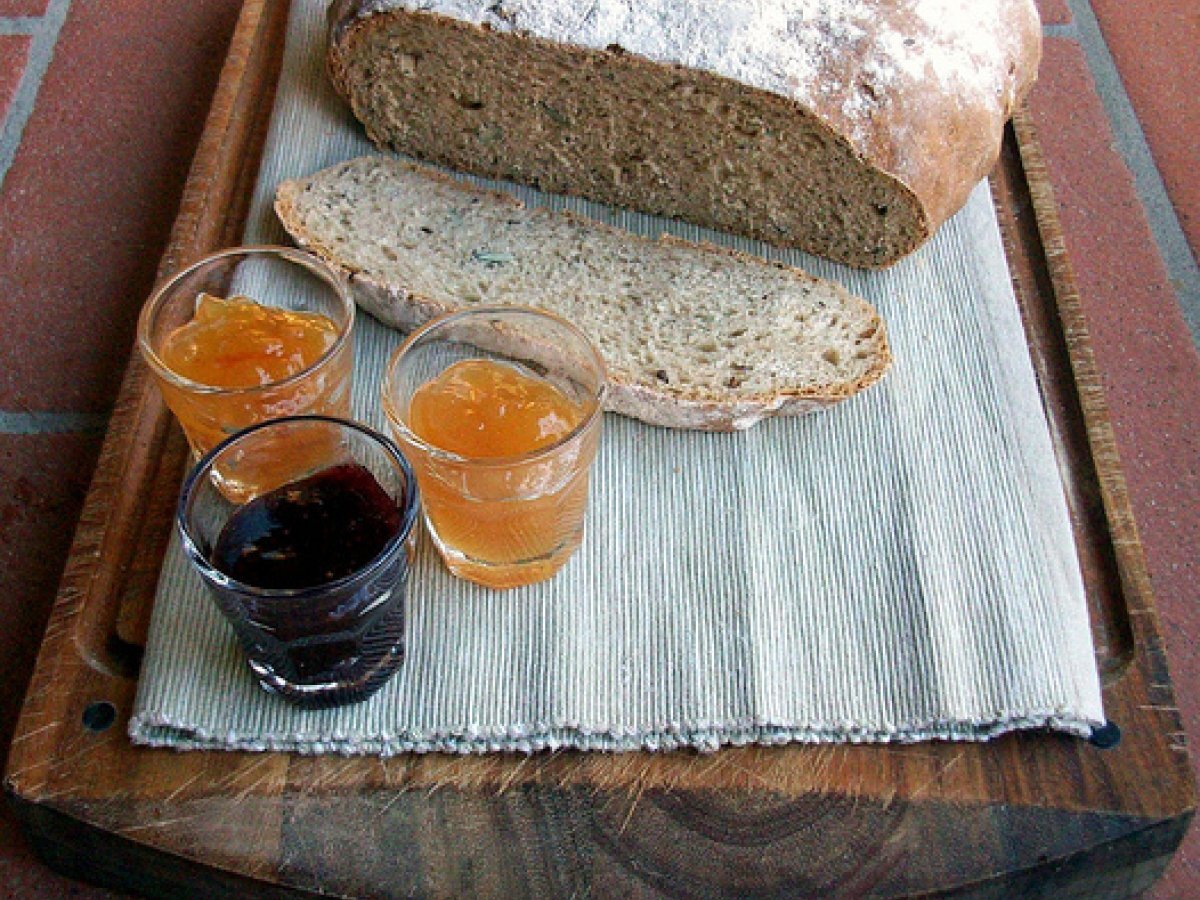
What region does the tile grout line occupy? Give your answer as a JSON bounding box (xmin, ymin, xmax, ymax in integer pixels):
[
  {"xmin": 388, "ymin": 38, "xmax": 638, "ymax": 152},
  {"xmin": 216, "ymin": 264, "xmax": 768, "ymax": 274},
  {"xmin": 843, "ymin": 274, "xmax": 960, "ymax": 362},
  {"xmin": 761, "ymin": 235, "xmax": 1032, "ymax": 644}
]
[
  {"xmin": 1064, "ymin": 0, "xmax": 1200, "ymax": 349},
  {"xmin": 0, "ymin": 411, "xmax": 109, "ymax": 435},
  {"xmin": 0, "ymin": 0, "xmax": 72, "ymax": 193},
  {"xmin": 1042, "ymin": 23, "xmax": 1078, "ymax": 40},
  {"xmin": 0, "ymin": 17, "xmax": 41, "ymax": 35}
]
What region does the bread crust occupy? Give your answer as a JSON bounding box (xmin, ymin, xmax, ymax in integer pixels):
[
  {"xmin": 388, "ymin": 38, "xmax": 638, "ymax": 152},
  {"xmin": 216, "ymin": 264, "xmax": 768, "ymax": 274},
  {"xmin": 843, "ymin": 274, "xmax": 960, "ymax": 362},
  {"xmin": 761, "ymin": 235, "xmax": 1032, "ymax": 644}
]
[
  {"xmin": 326, "ymin": 0, "xmax": 1040, "ymax": 268},
  {"xmin": 274, "ymin": 158, "xmax": 891, "ymax": 431}
]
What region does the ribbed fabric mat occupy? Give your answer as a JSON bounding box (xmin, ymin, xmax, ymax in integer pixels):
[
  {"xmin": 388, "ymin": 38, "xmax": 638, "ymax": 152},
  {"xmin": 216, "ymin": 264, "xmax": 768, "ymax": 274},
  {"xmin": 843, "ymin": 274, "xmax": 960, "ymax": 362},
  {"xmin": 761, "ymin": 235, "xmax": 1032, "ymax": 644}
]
[{"xmin": 128, "ymin": 0, "xmax": 1104, "ymax": 754}]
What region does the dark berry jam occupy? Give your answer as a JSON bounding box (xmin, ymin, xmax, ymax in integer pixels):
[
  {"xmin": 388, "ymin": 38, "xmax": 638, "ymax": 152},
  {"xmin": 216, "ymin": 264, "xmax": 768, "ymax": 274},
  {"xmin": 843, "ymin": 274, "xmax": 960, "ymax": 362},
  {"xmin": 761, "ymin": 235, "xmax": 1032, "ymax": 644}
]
[
  {"xmin": 211, "ymin": 462, "xmax": 402, "ymax": 589},
  {"xmin": 205, "ymin": 463, "xmax": 410, "ymax": 708}
]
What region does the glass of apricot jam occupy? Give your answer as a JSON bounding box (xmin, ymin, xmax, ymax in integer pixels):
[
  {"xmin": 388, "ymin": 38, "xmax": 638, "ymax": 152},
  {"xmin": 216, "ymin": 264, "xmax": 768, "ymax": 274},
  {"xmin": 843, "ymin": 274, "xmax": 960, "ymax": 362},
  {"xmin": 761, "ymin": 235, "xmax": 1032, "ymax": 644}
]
[
  {"xmin": 382, "ymin": 306, "xmax": 606, "ymax": 590},
  {"xmin": 178, "ymin": 415, "xmax": 420, "ymax": 708},
  {"xmin": 138, "ymin": 246, "xmax": 354, "ymax": 497}
]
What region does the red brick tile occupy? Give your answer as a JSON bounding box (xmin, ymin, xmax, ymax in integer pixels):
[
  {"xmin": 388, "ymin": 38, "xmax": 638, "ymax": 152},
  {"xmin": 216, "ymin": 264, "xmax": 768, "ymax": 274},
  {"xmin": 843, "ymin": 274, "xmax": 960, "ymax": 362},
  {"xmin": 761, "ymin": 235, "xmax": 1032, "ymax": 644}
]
[
  {"xmin": 0, "ymin": 35, "xmax": 30, "ymax": 124},
  {"xmin": 0, "ymin": 432, "xmax": 116, "ymax": 896},
  {"xmin": 0, "ymin": 0, "xmax": 48, "ymax": 16},
  {"xmin": 0, "ymin": 0, "xmax": 242, "ymax": 413},
  {"xmin": 0, "ymin": 434, "xmax": 101, "ymax": 756},
  {"xmin": 1029, "ymin": 38, "xmax": 1200, "ymax": 898},
  {"xmin": 1033, "ymin": 0, "xmax": 1071, "ymax": 26},
  {"xmin": 1092, "ymin": 0, "xmax": 1200, "ymax": 264}
]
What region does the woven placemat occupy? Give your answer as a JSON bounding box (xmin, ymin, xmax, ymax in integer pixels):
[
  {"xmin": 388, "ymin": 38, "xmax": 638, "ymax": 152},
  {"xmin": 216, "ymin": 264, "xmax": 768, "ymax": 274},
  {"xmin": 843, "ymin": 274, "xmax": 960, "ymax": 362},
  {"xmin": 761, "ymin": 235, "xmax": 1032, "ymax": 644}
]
[{"xmin": 128, "ymin": 0, "xmax": 1104, "ymax": 754}]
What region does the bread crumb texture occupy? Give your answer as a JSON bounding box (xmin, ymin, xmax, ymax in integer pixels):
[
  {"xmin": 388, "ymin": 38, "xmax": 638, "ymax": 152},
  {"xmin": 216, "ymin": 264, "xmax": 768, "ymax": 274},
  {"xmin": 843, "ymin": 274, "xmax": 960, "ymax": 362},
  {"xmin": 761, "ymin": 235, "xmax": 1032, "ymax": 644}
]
[
  {"xmin": 330, "ymin": 0, "xmax": 1040, "ymax": 267},
  {"xmin": 348, "ymin": 0, "xmax": 1025, "ymax": 143},
  {"xmin": 276, "ymin": 157, "xmax": 891, "ymax": 429}
]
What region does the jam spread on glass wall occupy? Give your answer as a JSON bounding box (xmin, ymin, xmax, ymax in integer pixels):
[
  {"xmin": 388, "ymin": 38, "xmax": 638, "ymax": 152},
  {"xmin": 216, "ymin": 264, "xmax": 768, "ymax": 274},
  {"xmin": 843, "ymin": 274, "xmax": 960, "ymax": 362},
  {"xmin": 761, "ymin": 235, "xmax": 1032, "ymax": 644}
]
[{"xmin": 160, "ymin": 293, "xmax": 338, "ymax": 389}]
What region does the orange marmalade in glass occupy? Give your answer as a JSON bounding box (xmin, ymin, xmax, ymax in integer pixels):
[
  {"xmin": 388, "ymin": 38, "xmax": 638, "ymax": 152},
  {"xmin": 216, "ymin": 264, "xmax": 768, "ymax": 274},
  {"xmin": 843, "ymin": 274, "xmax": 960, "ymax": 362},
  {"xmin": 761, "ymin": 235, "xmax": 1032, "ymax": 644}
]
[
  {"xmin": 159, "ymin": 293, "xmax": 339, "ymax": 391},
  {"xmin": 405, "ymin": 358, "xmax": 595, "ymax": 589},
  {"xmin": 155, "ymin": 293, "xmax": 352, "ymax": 496}
]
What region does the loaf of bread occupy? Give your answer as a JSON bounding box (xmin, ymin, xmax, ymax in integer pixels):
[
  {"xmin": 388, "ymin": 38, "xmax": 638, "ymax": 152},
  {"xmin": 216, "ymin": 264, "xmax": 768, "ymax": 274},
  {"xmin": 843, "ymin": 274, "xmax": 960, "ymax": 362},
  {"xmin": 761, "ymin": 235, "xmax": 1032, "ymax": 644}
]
[
  {"xmin": 275, "ymin": 156, "xmax": 891, "ymax": 430},
  {"xmin": 326, "ymin": 0, "xmax": 1040, "ymax": 268}
]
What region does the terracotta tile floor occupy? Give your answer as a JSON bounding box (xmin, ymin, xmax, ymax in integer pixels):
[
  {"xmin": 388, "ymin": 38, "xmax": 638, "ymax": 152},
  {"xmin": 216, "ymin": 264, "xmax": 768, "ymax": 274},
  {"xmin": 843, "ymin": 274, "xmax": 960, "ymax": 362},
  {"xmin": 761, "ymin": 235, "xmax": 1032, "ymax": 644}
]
[
  {"xmin": 0, "ymin": 35, "xmax": 29, "ymax": 124},
  {"xmin": 0, "ymin": 0, "xmax": 48, "ymax": 17},
  {"xmin": 1, "ymin": 1, "xmax": 1197, "ymax": 896},
  {"xmin": 1035, "ymin": 0, "xmax": 1072, "ymax": 27},
  {"xmin": 1092, "ymin": 0, "xmax": 1200, "ymax": 271}
]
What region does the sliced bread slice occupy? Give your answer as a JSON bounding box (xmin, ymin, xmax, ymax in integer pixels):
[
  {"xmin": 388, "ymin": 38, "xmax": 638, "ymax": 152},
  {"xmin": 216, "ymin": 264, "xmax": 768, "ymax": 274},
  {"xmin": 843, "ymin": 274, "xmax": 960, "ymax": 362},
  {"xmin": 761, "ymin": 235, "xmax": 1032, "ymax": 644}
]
[{"xmin": 274, "ymin": 156, "xmax": 891, "ymax": 431}]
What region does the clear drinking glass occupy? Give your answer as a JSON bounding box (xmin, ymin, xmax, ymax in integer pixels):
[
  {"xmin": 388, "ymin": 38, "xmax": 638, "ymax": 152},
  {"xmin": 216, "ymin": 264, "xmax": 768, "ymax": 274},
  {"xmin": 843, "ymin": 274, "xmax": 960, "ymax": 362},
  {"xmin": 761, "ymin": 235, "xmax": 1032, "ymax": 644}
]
[
  {"xmin": 138, "ymin": 246, "xmax": 355, "ymax": 494},
  {"xmin": 382, "ymin": 306, "xmax": 606, "ymax": 590},
  {"xmin": 178, "ymin": 416, "xmax": 420, "ymax": 708}
]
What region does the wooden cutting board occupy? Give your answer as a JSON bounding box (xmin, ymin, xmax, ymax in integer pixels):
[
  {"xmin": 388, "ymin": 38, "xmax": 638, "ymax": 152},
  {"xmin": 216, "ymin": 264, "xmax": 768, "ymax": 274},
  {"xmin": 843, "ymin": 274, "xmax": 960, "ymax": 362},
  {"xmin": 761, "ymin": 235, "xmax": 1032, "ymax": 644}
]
[{"xmin": 4, "ymin": 0, "xmax": 1194, "ymax": 896}]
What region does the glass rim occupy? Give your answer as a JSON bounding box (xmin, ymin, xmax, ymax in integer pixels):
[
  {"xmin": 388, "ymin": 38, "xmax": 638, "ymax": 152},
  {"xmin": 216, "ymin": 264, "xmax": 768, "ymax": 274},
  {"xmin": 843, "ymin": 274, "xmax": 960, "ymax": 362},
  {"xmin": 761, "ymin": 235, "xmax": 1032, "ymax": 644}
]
[
  {"xmin": 137, "ymin": 245, "xmax": 356, "ymax": 396},
  {"xmin": 176, "ymin": 414, "xmax": 420, "ymax": 600},
  {"xmin": 381, "ymin": 305, "xmax": 608, "ymax": 468}
]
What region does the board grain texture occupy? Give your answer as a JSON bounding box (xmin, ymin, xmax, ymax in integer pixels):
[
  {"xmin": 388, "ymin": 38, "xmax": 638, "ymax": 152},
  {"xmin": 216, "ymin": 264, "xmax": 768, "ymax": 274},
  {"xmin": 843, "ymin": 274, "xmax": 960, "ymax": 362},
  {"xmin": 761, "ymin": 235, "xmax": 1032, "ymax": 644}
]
[{"xmin": 3, "ymin": 0, "xmax": 1194, "ymax": 897}]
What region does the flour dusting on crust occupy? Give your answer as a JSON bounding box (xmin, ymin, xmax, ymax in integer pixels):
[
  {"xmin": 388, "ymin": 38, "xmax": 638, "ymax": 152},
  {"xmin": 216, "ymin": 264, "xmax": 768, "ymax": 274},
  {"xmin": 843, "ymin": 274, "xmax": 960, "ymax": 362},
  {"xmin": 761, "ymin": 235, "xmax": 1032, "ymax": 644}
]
[{"xmin": 343, "ymin": 0, "xmax": 1036, "ymax": 157}]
